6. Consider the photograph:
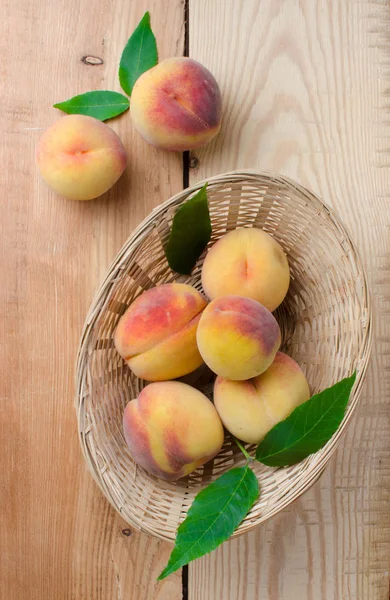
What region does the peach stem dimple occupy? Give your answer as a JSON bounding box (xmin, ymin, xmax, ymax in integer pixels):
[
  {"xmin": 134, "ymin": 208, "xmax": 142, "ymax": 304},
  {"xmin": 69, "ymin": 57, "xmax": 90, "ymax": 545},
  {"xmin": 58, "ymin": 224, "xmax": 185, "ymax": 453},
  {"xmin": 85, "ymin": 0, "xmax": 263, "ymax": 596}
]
[
  {"xmin": 162, "ymin": 88, "xmax": 209, "ymax": 129},
  {"xmin": 242, "ymin": 256, "xmax": 248, "ymax": 278}
]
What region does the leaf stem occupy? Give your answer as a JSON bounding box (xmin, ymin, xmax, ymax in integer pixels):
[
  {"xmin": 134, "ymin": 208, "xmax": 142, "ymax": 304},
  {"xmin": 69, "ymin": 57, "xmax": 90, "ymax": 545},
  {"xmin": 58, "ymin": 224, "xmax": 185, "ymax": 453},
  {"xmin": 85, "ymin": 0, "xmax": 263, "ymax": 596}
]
[{"xmin": 234, "ymin": 437, "xmax": 253, "ymax": 462}]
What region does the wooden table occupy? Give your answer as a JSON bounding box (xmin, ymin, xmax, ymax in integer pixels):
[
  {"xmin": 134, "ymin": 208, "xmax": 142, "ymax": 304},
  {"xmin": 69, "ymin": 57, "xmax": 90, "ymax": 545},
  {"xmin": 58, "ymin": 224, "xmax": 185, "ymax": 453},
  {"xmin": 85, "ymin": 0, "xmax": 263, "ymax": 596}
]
[{"xmin": 2, "ymin": 1, "xmax": 390, "ymax": 598}]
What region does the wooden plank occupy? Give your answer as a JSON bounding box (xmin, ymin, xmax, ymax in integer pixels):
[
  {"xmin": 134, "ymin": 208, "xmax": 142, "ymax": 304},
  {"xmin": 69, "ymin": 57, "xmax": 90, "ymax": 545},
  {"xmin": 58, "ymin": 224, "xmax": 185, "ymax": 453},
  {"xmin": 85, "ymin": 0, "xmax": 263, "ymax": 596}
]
[
  {"xmin": 0, "ymin": 1, "xmax": 184, "ymax": 599},
  {"xmin": 189, "ymin": 1, "xmax": 390, "ymax": 598}
]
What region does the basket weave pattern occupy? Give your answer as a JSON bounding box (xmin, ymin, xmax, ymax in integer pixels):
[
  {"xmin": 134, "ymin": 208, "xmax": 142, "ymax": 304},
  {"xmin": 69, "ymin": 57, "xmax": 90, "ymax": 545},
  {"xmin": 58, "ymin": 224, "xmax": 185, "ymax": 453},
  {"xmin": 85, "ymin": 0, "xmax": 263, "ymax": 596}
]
[{"xmin": 76, "ymin": 171, "xmax": 372, "ymax": 541}]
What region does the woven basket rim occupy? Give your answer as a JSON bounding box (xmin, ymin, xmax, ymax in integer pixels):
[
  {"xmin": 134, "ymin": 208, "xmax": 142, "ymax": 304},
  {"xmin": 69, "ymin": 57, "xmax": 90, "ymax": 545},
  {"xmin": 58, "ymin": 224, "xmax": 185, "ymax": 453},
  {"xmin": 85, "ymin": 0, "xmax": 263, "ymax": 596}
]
[{"xmin": 75, "ymin": 169, "xmax": 373, "ymax": 539}]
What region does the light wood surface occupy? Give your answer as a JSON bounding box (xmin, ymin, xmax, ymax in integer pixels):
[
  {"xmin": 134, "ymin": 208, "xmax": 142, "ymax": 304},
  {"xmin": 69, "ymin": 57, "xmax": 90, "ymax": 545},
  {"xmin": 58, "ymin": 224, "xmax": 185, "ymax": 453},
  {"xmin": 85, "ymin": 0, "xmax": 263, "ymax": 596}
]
[
  {"xmin": 189, "ymin": 1, "xmax": 390, "ymax": 599},
  {"xmin": 1, "ymin": 1, "xmax": 184, "ymax": 599},
  {"xmin": 2, "ymin": 0, "xmax": 390, "ymax": 599}
]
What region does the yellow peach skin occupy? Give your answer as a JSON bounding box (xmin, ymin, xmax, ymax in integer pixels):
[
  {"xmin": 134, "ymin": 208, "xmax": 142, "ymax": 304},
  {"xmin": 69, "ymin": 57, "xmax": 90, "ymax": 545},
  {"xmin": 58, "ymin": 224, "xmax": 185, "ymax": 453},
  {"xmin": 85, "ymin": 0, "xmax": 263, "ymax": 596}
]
[
  {"xmin": 214, "ymin": 352, "xmax": 310, "ymax": 444},
  {"xmin": 114, "ymin": 283, "xmax": 207, "ymax": 381},
  {"xmin": 196, "ymin": 295, "xmax": 281, "ymax": 380},
  {"xmin": 36, "ymin": 115, "xmax": 127, "ymax": 200},
  {"xmin": 130, "ymin": 57, "xmax": 222, "ymax": 152},
  {"xmin": 123, "ymin": 381, "xmax": 224, "ymax": 480},
  {"xmin": 201, "ymin": 228, "xmax": 290, "ymax": 312}
]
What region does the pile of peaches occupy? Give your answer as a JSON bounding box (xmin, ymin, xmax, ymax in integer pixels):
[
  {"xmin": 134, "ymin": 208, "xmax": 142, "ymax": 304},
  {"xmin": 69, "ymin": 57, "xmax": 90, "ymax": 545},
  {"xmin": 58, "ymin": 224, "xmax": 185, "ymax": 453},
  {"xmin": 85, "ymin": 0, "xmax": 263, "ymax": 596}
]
[
  {"xmin": 114, "ymin": 227, "xmax": 310, "ymax": 481},
  {"xmin": 35, "ymin": 55, "xmax": 310, "ymax": 482}
]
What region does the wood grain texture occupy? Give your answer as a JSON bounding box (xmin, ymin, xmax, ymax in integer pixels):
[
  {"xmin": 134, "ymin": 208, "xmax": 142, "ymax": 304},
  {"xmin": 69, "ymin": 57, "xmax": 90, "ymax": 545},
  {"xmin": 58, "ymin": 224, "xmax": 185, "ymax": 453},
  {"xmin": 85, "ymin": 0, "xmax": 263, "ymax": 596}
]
[
  {"xmin": 0, "ymin": 1, "xmax": 184, "ymax": 599},
  {"xmin": 189, "ymin": 1, "xmax": 390, "ymax": 599}
]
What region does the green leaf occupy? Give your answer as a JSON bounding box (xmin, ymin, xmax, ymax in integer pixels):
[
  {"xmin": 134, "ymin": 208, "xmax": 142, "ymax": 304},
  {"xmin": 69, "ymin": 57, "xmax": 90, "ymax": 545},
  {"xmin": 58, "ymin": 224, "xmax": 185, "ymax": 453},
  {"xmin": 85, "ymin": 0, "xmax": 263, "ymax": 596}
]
[
  {"xmin": 165, "ymin": 184, "xmax": 212, "ymax": 275},
  {"xmin": 119, "ymin": 11, "xmax": 158, "ymax": 96},
  {"xmin": 53, "ymin": 91, "xmax": 129, "ymax": 121},
  {"xmin": 158, "ymin": 465, "xmax": 259, "ymax": 580},
  {"xmin": 256, "ymin": 372, "xmax": 357, "ymax": 467}
]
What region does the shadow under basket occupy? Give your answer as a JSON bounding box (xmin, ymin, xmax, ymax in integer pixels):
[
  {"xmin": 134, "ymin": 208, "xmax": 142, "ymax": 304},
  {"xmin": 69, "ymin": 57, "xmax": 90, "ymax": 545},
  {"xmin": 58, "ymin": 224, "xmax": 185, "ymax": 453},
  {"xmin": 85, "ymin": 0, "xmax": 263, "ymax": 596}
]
[{"xmin": 76, "ymin": 170, "xmax": 372, "ymax": 541}]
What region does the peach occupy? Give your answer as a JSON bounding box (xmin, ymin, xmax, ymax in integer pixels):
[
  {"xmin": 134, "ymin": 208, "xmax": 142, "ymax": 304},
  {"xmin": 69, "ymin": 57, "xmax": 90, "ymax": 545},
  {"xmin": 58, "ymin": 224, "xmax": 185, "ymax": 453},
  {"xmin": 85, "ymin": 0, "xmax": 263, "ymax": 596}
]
[
  {"xmin": 114, "ymin": 283, "xmax": 207, "ymax": 381},
  {"xmin": 214, "ymin": 352, "xmax": 310, "ymax": 444},
  {"xmin": 130, "ymin": 57, "xmax": 222, "ymax": 151},
  {"xmin": 36, "ymin": 115, "xmax": 127, "ymax": 200},
  {"xmin": 196, "ymin": 296, "xmax": 281, "ymax": 380},
  {"xmin": 123, "ymin": 381, "xmax": 224, "ymax": 480},
  {"xmin": 201, "ymin": 228, "xmax": 290, "ymax": 312}
]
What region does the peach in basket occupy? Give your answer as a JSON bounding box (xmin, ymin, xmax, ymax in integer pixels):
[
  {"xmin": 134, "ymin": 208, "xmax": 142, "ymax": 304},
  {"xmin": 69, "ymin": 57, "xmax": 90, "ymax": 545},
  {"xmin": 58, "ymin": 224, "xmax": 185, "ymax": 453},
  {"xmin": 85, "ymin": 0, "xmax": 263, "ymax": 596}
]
[{"xmin": 76, "ymin": 171, "xmax": 371, "ymax": 541}]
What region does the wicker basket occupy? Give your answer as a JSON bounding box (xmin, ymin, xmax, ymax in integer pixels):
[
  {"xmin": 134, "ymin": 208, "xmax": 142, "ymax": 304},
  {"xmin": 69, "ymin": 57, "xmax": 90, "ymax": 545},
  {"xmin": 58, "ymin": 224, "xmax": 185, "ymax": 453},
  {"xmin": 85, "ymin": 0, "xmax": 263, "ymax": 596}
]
[{"xmin": 76, "ymin": 171, "xmax": 372, "ymax": 541}]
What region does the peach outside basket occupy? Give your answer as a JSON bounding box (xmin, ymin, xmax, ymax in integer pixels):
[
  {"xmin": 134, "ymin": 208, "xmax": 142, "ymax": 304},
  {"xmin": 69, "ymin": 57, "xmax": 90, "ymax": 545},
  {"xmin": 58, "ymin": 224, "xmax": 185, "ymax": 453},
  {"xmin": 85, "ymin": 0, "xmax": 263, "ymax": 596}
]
[{"xmin": 75, "ymin": 170, "xmax": 372, "ymax": 541}]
